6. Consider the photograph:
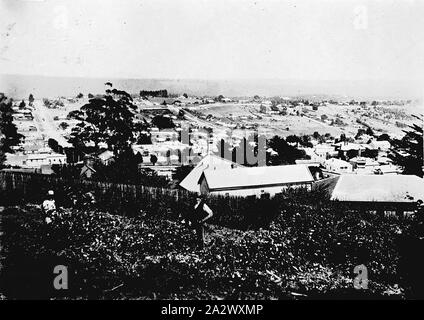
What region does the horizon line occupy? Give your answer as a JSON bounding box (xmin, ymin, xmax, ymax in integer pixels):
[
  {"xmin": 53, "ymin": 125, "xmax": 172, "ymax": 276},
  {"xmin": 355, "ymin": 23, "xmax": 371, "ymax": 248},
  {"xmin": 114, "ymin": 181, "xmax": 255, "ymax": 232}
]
[{"xmin": 2, "ymin": 73, "xmax": 422, "ymax": 84}]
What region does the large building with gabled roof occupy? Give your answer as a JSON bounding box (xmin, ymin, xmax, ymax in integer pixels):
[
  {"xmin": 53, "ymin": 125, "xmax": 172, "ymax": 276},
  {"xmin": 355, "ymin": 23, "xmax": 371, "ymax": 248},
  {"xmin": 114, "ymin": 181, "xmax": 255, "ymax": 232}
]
[
  {"xmin": 198, "ymin": 164, "xmax": 314, "ymax": 197},
  {"xmin": 179, "ymin": 154, "xmax": 243, "ymax": 193}
]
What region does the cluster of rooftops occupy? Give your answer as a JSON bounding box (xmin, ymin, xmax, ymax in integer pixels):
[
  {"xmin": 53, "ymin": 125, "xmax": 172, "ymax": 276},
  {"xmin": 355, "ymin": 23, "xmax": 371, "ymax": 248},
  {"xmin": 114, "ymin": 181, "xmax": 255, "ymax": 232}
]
[{"xmin": 180, "ymin": 154, "xmax": 424, "ymax": 205}]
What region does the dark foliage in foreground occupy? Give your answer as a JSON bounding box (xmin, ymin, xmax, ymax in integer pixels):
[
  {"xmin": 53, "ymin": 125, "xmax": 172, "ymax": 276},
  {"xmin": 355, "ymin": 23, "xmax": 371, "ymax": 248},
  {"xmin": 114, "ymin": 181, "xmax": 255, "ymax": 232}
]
[{"xmin": 1, "ymin": 196, "xmax": 424, "ymax": 299}]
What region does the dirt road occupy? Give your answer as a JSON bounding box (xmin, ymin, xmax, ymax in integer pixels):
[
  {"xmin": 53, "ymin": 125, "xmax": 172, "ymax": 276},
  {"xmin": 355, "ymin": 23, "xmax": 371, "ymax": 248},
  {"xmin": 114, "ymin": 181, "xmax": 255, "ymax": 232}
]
[{"xmin": 32, "ymin": 101, "xmax": 72, "ymax": 147}]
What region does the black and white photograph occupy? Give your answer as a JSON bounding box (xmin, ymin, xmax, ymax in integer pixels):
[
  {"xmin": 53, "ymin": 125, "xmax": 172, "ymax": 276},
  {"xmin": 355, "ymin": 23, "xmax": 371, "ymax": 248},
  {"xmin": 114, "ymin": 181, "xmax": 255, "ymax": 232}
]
[{"xmin": 0, "ymin": 0, "xmax": 424, "ymax": 306}]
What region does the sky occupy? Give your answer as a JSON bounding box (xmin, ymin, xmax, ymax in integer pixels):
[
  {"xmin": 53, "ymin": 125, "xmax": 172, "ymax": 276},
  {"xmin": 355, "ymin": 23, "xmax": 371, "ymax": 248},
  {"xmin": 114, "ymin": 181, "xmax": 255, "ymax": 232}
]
[{"xmin": 1, "ymin": 0, "xmax": 424, "ymax": 84}]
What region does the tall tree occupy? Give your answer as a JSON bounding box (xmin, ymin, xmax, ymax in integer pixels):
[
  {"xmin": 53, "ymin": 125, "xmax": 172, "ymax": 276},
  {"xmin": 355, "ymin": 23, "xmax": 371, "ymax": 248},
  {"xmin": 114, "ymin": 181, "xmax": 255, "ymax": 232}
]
[
  {"xmin": 0, "ymin": 94, "xmax": 23, "ymax": 167},
  {"xmin": 150, "ymin": 154, "xmax": 158, "ymax": 166},
  {"xmin": 389, "ymin": 115, "xmax": 423, "ymax": 177},
  {"xmin": 68, "ymin": 85, "xmax": 137, "ymax": 155},
  {"xmin": 0, "ymin": 95, "xmax": 23, "ymax": 153},
  {"xmin": 18, "ymin": 100, "xmax": 26, "ymax": 110},
  {"xmin": 267, "ymin": 135, "xmax": 308, "ymax": 165}
]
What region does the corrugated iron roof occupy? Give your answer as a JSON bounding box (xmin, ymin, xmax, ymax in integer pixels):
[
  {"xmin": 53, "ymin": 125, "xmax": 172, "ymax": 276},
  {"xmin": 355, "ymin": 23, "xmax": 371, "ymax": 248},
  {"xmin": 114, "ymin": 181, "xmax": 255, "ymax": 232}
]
[
  {"xmin": 330, "ymin": 174, "xmax": 424, "ymax": 202},
  {"xmin": 179, "ymin": 154, "xmax": 242, "ymax": 193},
  {"xmin": 202, "ymin": 164, "xmax": 314, "ymax": 191}
]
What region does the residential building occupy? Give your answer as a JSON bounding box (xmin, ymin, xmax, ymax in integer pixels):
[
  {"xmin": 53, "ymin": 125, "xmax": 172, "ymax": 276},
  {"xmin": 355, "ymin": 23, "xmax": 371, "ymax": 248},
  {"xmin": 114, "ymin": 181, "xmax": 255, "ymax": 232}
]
[
  {"xmin": 328, "ymin": 174, "xmax": 424, "ymax": 215},
  {"xmin": 23, "ymin": 153, "xmax": 67, "ymax": 167},
  {"xmin": 324, "ymin": 158, "xmax": 353, "ymax": 174},
  {"xmin": 180, "ymin": 154, "xmax": 243, "ymax": 193},
  {"xmin": 98, "ymin": 150, "xmax": 115, "ymax": 165},
  {"xmin": 198, "ymin": 164, "xmax": 314, "ymax": 197}
]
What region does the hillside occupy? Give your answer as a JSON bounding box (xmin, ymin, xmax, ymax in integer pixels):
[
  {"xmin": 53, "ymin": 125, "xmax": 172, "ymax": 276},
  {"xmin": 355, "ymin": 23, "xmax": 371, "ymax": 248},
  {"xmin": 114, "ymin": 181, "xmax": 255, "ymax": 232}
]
[{"xmin": 0, "ymin": 201, "xmax": 419, "ymax": 299}]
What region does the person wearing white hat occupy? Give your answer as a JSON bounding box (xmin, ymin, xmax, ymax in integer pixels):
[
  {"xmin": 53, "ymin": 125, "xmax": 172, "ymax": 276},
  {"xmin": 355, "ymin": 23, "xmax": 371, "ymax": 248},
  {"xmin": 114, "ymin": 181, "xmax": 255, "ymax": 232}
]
[{"xmin": 42, "ymin": 190, "xmax": 57, "ymax": 224}]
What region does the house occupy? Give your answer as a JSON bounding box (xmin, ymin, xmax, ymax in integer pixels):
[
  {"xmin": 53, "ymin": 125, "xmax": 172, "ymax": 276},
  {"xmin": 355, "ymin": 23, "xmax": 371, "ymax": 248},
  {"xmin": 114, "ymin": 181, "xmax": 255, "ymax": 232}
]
[
  {"xmin": 40, "ymin": 164, "xmax": 54, "ymax": 175},
  {"xmin": 328, "ymin": 174, "xmax": 424, "ymax": 215},
  {"xmin": 376, "ymin": 156, "xmax": 393, "ymax": 165},
  {"xmin": 337, "ymin": 142, "xmax": 365, "ymax": 152},
  {"xmin": 98, "ymin": 150, "xmax": 115, "ymax": 165},
  {"xmin": 369, "ymin": 140, "xmax": 391, "ymax": 152},
  {"xmin": 324, "ymin": 158, "xmax": 353, "ymax": 174},
  {"xmin": 198, "ymin": 164, "xmax": 314, "ymax": 197},
  {"xmin": 5, "ymin": 153, "xmax": 28, "ymax": 167},
  {"xmin": 313, "ymin": 144, "xmax": 338, "ymax": 161},
  {"xmin": 180, "ymin": 154, "xmax": 243, "ymax": 193},
  {"xmin": 22, "ymin": 144, "xmax": 44, "ymax": 154},
  {"xmin": 23, "ymin": 153, "xmax": 67, "ymax": 167},
  {"xmin": 373, "ymin": 164, "xmax": 402, "ymax": 175},
  {"xmin": 150, "ymin": 129, "xmax": 179, "ymax": 143},
  {"xmin": 349, "ymin": 157, "xmax": 379, "ymax": 172},
  {"xmin": 259, "ymin": 104, "xmax": 278, "ymax": 115},
  {"xmin": 295, "ymin": 159, "xmax": 321, "ymax": 166}
]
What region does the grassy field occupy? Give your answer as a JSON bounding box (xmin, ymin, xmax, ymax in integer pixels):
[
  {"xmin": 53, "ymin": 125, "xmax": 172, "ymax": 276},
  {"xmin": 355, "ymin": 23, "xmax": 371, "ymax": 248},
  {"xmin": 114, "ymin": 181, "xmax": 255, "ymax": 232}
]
[{"xmin": 191, "ymin": 102, "xmax": 420, "ymax": 139}]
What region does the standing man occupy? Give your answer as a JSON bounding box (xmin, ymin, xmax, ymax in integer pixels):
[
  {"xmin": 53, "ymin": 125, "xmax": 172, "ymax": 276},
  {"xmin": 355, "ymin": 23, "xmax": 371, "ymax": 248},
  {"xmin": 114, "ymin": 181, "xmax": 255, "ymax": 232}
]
[
  {"xmin": 42, "ymin": 190, "xmax": 57, "ymax": 224},
  {"xmin": 191, "ymin": 195, "xmax": 213, "ymax": 249}
]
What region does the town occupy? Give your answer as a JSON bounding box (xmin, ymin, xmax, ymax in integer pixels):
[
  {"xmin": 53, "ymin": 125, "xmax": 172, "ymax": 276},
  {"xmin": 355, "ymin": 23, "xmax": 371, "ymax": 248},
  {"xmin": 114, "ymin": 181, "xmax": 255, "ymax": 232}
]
[{"xmin": 1, "ymin": 88, "xmax": 421, "ymax": 200}]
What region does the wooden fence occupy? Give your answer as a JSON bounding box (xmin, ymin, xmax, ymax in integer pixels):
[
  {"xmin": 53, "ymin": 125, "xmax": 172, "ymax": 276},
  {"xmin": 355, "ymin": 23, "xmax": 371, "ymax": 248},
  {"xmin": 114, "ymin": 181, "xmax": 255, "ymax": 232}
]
[{"xmin": 0, "ymin": 171, "xmax": 285, "ymax": 229}]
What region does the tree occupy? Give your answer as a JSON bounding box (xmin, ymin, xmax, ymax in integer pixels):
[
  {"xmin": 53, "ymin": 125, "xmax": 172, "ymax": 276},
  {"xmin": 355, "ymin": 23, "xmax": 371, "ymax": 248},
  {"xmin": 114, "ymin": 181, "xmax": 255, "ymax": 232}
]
[
  {"xmin": 300, "ymin": 135, "xmax": 313, "ymax": 148},
  {"xmin": 362, "ymin": 148, "xmax": 378, "ymax": 158},
  {"xmin": 43, "ymin": 98, "xmax": 51, "ymax": 108},
  {"xmin": 137, "ymin": 132, "xmax": 152, "ymax": 144},
  {"xmin": 183, "ymin": 93, "xmax": 188, "ymax": 98},
  {"xmin": 151, "ymin": 115, "xmax": 175, "ymax": 129},
  {"xmin": 88, "ymin": 93, "xmax": 94, "ymax": 99},
  {"xmin": 139, "ymin": 89, "xmax": 168, "ymax": 97},
  {"xmin": 68, "ymin": 84, "xmax": 137, "ymax": 156},
  {"xmin": 59, "ymin": 122, "xmax": 69, "ymax": 130},
  {"xmin": 286, "ymin": 135, "xmax": 300, "ymax": 144},
  {"xmin": 166, "ymin": 150, "xmax": 171, "ymax": 164},
  {"xmin": 77, "ymin": 93, "xmax": 84, "ymax": 99},
  {"xmin": 333, "ymin": 117, "xmax": 345, "ymax": 126},
  {"xmin": 0, "ymin": 94, "xmax": 23, "ymax": 157},
  {"xmin": 267, "ymin": 135, "xmax": 308, "ymax": 165},
  {"xmin": 150, "ymin": 154, "xmax": 158, "ymax": 166},
  {"xmin": 355, "ymin": 128, "xmax": 366, "ymax": 140},
  {"xmin": 134, "ymin": 152, "xmax": 143, "ymax": 164},
  {"xmin": 28, "ymin": 94, "xmax": 34, "ymax": 105},
  {"xmin": 138, "ymin": 168, "xmax": 169, "ymax": 187},
  {"xmin": 0, "ymin": 151, "xmax": 6, "ymax": 169},
  {"xmin": 389, "ymin": 115, "xmax": 423, "ymax": 177},
  {"xmin": 377, "ymin": 133, "xmax": 390, "ymax": 141},
  {"xmin": 48, "ymin": 138, "xmax": 63, "ymax": 154},
  {"xmin": 346, "ymin": 149, "xmax": 359, "ymax": 160},
  {"xmin": 366, "ymin": 127, "xmax": 374, "ymax": 136},
  {"xmin": 19, "ymin": 100, "xmax": 26, "ymax": 110}
]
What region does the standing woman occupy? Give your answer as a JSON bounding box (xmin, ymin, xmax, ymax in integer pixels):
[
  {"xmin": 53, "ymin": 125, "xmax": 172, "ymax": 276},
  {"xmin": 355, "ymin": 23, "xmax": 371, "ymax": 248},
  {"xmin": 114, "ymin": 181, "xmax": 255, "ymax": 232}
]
[{"xmin": 191, "ymin": 195, "xmax": 213, "ymax": 249}]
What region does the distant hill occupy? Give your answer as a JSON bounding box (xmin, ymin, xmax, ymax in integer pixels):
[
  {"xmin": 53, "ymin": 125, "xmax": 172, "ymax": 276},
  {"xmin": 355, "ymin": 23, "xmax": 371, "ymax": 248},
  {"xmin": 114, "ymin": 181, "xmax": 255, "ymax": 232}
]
[{"xmin": 0, "ymin": 73, "xmax": 421, "ymax": 100}]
